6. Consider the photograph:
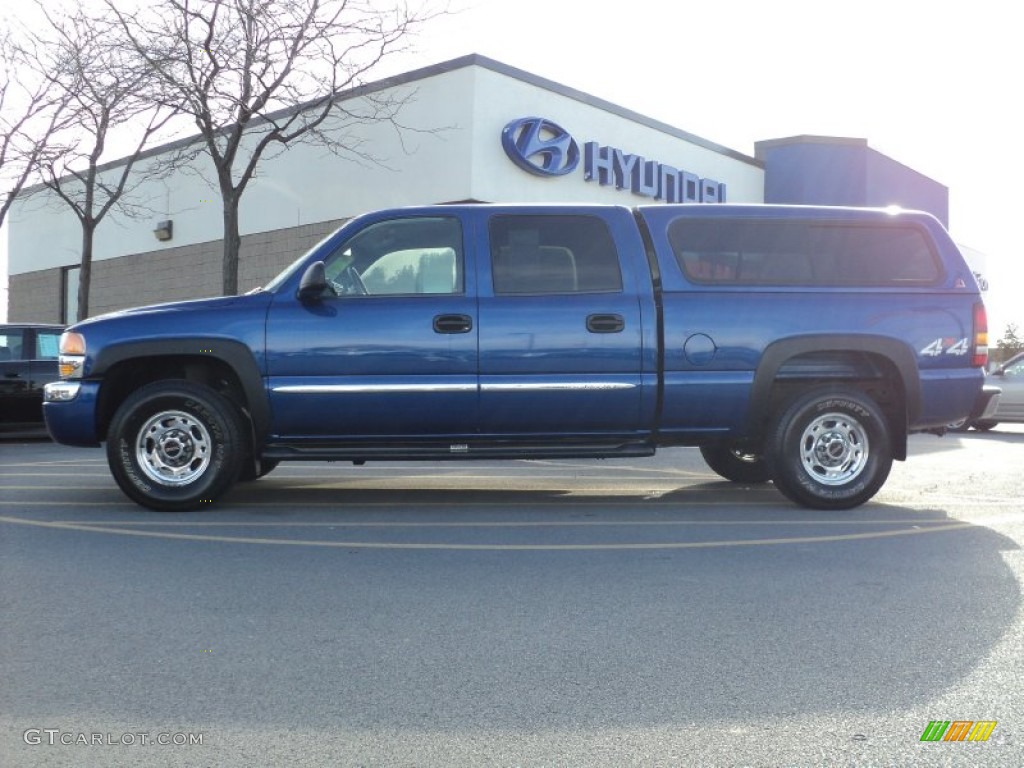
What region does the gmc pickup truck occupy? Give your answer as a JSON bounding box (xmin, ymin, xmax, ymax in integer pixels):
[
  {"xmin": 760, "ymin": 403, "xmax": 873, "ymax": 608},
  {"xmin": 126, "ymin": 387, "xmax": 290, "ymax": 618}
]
[{"xmin": 44, "ymin": 203, "xmax": 997, "ymax": 511}]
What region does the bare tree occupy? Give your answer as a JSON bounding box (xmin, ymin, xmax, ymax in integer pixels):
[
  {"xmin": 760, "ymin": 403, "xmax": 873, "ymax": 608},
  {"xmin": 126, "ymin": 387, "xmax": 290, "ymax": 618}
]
[
  {"xmin": 996, "ymin": 323, "xmax": 1024, "ymax": 362},
  {"xmin": 0, "ymin": 29, "xmax": 69, "ymax": 229},
  {"xmin": 109, "ymin": 0, "xmax": 446, "ymax": 296},
  {"xmin": 24, "ymin": 4, "xmax": 178, "ymax": 321}
]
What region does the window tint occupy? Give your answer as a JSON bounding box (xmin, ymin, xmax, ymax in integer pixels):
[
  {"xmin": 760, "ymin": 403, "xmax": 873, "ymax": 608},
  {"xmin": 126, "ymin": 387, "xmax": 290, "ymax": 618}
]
[
  {"xmin": 322, "ymin": 217, "xmax": 463, "ymax": 296},
  {"xmin": 489, "ymin": 215, "xmax": 623, "ymax": 295},
  {"xmin": 668, "ymin": 219, "xmax": 942, "ymax": 286},
  {"xmin": 0, "ymin": 329, "xmax": 25, "ymax": 361}
]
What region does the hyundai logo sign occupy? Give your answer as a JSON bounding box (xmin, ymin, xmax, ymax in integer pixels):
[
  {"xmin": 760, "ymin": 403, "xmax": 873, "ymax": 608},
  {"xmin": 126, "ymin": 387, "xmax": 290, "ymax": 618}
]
[
  {"xmin": 501, "ymin": 115, "xmax": 727, "ymax": 203},
  {"xmin": 501, "ymin": 117, "xmax": 580, "ymax": 177}
]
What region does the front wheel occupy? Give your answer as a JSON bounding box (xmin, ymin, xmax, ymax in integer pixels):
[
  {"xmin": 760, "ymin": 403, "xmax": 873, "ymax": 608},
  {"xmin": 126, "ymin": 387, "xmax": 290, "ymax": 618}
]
[
  {"xmin": 699, "ymin": 444, "xmax": 771, "ymax": 483},
  {"xmin": 767, "ymin": 387, "xmax": 892, "ymax": 510},
  {"xmin": 106, "ymin": 380, "xmax": 245, "ymax": 511}
]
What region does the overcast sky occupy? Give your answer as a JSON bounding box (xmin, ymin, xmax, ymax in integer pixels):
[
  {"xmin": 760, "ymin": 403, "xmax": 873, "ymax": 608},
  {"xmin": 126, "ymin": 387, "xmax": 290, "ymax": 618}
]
[{"xmin": 4, "ymin": 0, "xmax": 1021, "ymax": 335}]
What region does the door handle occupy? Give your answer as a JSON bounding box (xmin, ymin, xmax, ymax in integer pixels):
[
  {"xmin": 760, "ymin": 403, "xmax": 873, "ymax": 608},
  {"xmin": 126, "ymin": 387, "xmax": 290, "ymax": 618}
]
[
  {"xmin": 586, "ymin": 313, "xmax": 625, "ymax": 333},
  {"xmin": 433, "ymin": 314, "xmax": 473, "ymax": 334}
]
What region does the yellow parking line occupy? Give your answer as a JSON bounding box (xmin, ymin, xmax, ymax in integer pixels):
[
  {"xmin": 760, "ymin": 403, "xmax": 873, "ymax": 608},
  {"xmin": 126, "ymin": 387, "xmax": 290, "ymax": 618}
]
[
  {"xmin": 0, "ymin": 460, "xmax": 107, "ymax": 467},
  {"xmin": 0, "ymin": 487, "xmax": 117, "ymax": 493},
  {"xmin": 30, "ymin": 518, "xmax": 957, "ymax": 528},
  {"xmin": 0, "ymin": 473, "xmax": 113, "ymax": 477},
  {"xmin": 0, "ymin": 513, "xmax": 974, "ymax": 551},
  {"xmin": 0, "ymin": 501, "xmax": 135, "ymax": 507},
  {"xmin": 0, "ymin": 498, "xmax": 791, "ymax": 509}
]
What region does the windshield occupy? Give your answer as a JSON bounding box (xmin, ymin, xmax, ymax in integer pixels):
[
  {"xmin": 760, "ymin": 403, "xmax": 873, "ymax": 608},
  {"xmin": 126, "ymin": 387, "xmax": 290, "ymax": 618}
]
[{"xmin": 262, "ymin": 226, "xmax": 344, "ymax": 293}]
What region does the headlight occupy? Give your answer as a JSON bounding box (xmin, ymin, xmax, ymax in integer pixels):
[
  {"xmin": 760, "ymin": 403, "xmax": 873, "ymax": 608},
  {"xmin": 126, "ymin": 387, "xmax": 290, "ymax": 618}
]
[{"xmin": 59, "ymin": 331, "xmax": 86, "ymax": 379}]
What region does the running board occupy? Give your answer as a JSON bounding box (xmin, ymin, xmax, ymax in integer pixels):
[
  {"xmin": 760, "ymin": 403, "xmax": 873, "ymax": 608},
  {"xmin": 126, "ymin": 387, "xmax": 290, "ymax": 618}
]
[{"xmin": 262, "ymin": 439, "xmax": 657, "ymax": 462}]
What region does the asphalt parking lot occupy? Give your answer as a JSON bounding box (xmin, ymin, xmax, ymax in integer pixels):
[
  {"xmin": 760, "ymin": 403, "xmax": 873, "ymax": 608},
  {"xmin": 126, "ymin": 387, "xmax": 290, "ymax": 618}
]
[{"xmin": 1, "ymin": 427, "xmax": 1022, "ymax": 767}]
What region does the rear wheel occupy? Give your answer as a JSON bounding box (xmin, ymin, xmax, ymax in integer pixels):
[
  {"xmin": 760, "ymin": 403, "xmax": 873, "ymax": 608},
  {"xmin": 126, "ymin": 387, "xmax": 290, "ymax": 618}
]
[
  {"xmin": 699, "ymin": 444, "xmax": 771, "ymax": 483},
  {"xmin": 767, "ymin": 387, "xmax": 892, "ymax": 510},
  {"xmin": 973, "ymin": 419, "xmax": 998, "ymax": 431},
  {"xmin": 106, "ymin": 380, "xmax": 245, "ymax": 511}
]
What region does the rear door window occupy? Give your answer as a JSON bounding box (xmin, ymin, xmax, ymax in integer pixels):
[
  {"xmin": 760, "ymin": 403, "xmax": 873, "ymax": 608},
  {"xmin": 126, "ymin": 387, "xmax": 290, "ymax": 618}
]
[
  {"xmin": 35, "ymin": 330, "xmax": 61, "ymax": 360},
  {"xmin": 488, "ymin": 215, "xmax": 623, "ymax": 295}
]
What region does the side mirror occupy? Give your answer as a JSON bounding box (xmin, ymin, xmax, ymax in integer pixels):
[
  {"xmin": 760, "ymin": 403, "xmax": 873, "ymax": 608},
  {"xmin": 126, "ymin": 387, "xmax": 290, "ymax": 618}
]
[{"xmin": 297, "ymin": 261, "xmax": 328, "ymax": 302}]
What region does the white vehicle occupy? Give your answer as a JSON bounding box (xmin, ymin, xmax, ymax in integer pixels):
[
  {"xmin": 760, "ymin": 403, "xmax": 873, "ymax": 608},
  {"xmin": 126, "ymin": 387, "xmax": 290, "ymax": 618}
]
[{"xmin": 971, "ymin": 352, "xmax": 1024, "ymax": 430}]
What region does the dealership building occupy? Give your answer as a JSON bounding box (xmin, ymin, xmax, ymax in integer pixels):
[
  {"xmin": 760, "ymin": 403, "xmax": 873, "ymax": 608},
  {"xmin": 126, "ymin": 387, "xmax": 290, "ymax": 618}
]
[{"xmin": 6, "ymin": 54, "xmax": 954, "ymax": 323}]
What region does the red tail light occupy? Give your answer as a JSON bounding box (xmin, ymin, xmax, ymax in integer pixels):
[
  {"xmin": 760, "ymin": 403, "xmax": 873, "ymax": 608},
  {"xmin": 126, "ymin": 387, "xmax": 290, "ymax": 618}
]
[{"xmin": 972, "ymin": 302, "xmax": 988, "ymax": 367}]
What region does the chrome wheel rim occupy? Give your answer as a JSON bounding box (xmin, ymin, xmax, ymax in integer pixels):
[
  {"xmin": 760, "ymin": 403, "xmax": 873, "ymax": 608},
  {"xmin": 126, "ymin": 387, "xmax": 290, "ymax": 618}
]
[
  {"xmin": 136, "ymin": 410, "xmax": 212, "ymax": 486},
  {"xmin": 799, "ymin": 411, "xmax": 869, "ymax": 486}
]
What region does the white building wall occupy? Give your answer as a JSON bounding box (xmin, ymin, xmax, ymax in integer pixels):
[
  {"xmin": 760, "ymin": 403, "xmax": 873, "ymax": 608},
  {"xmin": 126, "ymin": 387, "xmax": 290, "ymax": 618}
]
[
  {"xmin": 8, "ymin": 67, "xmax": 479, "ymax": 276},
  {"xmin": 7, "ymin": 54, "xmax": 765, "ymax": 305},
  {"xmin": 9, "ymin": 59, "xmax": 765, "ymax": 279},
  {"xmin": 468, "ymin": 67, "xmax": 764, "ymax": 205}
]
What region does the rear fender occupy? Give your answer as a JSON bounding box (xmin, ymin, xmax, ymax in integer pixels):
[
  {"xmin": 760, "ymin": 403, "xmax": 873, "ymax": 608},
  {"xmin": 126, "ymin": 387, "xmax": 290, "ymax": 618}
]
[{"xmin": 749, "ymin": 335, "xmax": 920, "ymax": 460}]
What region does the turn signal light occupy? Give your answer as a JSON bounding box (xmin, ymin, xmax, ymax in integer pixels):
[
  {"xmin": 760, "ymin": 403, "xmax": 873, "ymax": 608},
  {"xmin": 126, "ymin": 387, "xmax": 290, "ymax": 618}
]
[
  {"xmin": 60, "ymin": 332, "xmax": 86, "ymax": 356},
  {"xmin": 972, "ymin": 302, "xmax": 988, "ymax": 368},
  {"xmin": 58, "ymin": 332, "xmax": 86, "ymax": 378}
]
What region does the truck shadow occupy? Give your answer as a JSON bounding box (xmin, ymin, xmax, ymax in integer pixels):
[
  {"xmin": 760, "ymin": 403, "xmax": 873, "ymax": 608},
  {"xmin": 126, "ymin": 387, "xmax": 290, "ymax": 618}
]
[
  {"xmin": 11, "ymin": 464, "xmax": 1017, "ymax": 734},
  {"xmin": 110, "ymin": 481, "xmax": 1023, "ymax": 731}
]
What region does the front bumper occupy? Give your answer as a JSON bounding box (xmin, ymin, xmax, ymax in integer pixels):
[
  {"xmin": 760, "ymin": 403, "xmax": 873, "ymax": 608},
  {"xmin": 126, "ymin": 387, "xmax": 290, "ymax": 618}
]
[{"xmin": 43, "ymin": 380, "xmax": 102, "ymax": 446}]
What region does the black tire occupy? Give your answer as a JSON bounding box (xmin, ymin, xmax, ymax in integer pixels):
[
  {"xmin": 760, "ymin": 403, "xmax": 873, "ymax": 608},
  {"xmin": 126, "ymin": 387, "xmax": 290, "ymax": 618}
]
[
  {"xmin": 766, "ymin": 386, "xmax": 892, "ymax": 510},
  {"xmin": 106, "ymin": 380, "xmax": 245, "ymax": 511},
  {"xmin": 699, "ymin": 444, "xmax": 771, "ymax": 483},
  {"xmin": 973, "ymin": 420, "xmax": 998, "ymax": 432},
  {"xmin": 238, "ymin": 458, "xmax": 280, "ymax": 481}
]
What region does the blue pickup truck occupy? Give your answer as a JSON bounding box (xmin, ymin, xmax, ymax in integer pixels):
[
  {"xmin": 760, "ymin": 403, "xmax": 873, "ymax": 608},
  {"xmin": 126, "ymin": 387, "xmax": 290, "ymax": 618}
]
[{"xmin": 44, "ymin": 203, "xmax": 996, "ymax": 511}]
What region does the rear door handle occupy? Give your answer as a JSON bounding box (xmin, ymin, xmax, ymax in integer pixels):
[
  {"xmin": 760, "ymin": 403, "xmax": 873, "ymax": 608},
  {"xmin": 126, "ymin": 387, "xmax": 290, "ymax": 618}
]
[
  {"xmin": 586, "ymin": 313, "xmax": 625, "ymax": 333},
  {"xmin": 433, "ymin": 314, "xmax": 473, "ymax": 334}
]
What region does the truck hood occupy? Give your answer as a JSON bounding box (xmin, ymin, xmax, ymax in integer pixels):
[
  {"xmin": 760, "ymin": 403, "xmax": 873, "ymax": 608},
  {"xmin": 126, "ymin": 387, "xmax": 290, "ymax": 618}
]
[{"xmin": 71, "ymin": 293, "xmax": 270, "ymax": 331}]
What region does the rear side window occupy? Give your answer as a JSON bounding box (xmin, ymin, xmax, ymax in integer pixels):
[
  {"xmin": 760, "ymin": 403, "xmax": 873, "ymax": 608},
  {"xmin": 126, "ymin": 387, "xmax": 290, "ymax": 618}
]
[
  {"xmin": 668, "ymin": 219, "xmax": 942, "ymax": 286},
  {"xmin": 35, "ymin": 331, "xmax": 61, "ymax": 360},
  {"xmin": 489, "ymin": 215, "xmax": 623, "ymax": 295}
]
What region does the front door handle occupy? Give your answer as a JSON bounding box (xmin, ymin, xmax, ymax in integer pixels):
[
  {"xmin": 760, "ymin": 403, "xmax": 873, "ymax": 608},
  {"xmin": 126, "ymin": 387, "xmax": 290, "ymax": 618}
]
[
  {"xmin": 433, "ymin": 314, "xmax": 473, "ymax": 334},
  {"xmin": 586, "ymin": 313, "xmax": 625, "ymax": 333}
]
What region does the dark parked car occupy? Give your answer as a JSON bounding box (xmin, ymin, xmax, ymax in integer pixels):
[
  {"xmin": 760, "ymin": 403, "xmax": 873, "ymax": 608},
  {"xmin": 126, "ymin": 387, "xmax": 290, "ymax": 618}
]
[{"xmin": 0, "ymin": 324, "xmax": 64, "ymax": 431}]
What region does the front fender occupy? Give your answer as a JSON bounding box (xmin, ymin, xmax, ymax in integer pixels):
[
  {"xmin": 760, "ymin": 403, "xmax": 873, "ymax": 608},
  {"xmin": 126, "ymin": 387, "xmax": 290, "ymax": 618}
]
[{"xmin": 92, "ymin": 338, "xmax": 270, "ymax": 442}]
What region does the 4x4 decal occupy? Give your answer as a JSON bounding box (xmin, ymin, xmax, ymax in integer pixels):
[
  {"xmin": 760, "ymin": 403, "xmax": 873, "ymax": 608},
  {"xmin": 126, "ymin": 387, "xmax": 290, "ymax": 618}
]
[{"xmin": 920, "ymin": 337, "xmax": 969, "ymax": 357}]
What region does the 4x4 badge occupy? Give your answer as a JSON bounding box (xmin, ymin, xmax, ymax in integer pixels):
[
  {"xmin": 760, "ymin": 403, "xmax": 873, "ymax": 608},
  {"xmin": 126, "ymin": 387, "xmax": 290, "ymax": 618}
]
[{"xmin": 920, "ymin": 337, "xmax": 969, "ymax": 356}]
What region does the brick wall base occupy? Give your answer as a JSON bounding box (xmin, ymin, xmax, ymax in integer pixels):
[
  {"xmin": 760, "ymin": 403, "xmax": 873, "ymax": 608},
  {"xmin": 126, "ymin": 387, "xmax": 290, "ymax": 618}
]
[{"xmin": 8, "ymin": 218, "xmax": 344, "ymax": 323}]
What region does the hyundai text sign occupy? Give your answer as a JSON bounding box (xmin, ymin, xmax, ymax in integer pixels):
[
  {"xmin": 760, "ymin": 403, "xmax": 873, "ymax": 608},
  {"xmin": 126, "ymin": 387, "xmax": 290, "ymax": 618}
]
[{"xmin": 501, "ymin": 116, "xmax": 726, "ymax": 203}]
